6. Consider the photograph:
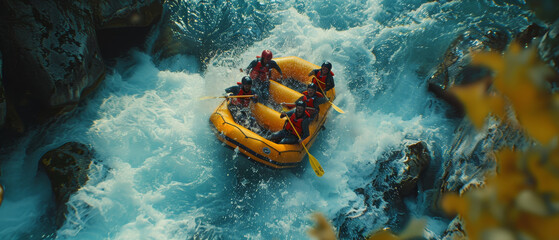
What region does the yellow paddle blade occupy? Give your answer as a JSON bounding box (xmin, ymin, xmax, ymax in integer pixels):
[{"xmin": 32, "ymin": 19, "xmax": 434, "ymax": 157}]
[
  {"xmin": 330, "ymin": 101, "xmax": 345, "ymax": 114},
  {"xmin": 311, "ymin": 76, "xmax": 344, "ymax": 114},
  {"xmin": 301, "ymin": 144, "xmax": 324, "ymax": 177},
  {"xmin": 286, "ymin": 113, "xmax": 324, "ymax": 177},
  {"xmin": 308, "ymin": 153, "xmax": 324, "ymax": 177}
]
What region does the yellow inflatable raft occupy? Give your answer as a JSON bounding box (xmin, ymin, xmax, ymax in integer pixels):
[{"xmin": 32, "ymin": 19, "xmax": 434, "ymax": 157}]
[{"xmin": 209, "ymin": 56, "xmax": 336, "ymax": 169}]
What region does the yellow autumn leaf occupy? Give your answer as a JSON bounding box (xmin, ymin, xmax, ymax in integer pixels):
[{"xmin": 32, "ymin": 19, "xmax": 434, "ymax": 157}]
[
  {"xmin": 471, "ymin": 42, "xmax": 559, "ymax": 144},
  {"xmin": 441, "ymin": 40, "xmax": 559, "ymax": 240},
  {"xmin": 527, "ymin": 153, "xmax": 559, "ymax": 196},
  {"xmin": 366, "ymin": 229, "xmax": 400, "ymax": 240},
  {"xmin": 308, "ymin": 213, "xmax": 337, "ymax": 240},
  {"xmin": 471, "ymin": 51, "xmax": 505, "ymax": 74},
  {"xmin": 450, "ymin": 79, "xmax": 505, "ymax": 128},
  {"xmin": 516, "ymin": 213, "xmax": 559, "ymax": 240}
]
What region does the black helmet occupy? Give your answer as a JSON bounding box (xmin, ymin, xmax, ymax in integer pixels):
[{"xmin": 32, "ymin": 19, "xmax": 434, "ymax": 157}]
[
  {"xmin": 321, "ymin": 61, "xmax": 332, "ymax": 71},
  {"xmin": 307, "ymin": 83, "xmax": 318, "ymax": 90},
  {"xmin": 241, "ymin": 76, "xmax": 252, "ymax": 85},
  {"xmin": 295, "ymin": 100, "xmax": 306, "ymax": 108}
]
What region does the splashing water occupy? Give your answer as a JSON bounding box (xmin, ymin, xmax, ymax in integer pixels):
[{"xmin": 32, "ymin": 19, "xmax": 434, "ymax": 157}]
[{"xmin": 0, "ymin": 1, "xmax": 534, "ymax": 239}]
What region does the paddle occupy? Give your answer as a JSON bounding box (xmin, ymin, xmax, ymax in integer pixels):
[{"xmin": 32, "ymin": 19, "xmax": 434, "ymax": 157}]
[
  {"xmin": 312, "ymin": 77, "xmax": 345, "ymax": 114},
  {"xmin": 281, "ymin": 103, "xmax": 316, "ymax": 112},
  {"xmin": 199, "ymin": 95, "xmax": 255, "ymax": 100},
  {"xmin": 283, "ymin": 110, "xmax": 324, "ymax": 177}
]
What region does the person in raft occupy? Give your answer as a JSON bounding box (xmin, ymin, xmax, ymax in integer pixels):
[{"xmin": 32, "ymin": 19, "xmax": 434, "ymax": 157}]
[
  {"xmin": 308, "ymin": 61, "xmax": 335, "ymax": 94},
  {"xmin": 268, "ymin": 100, "xmax": 311, "ymax": 144},
  {"xmin": 225, "ymin": 76, "xmax": 259, "ymax": 130},
  {"xmin": 243, "ymin": 49, "xmax": 283, "ymax": 101},
  {"xmin": 298, "ymin": 83, "xmax": 327, "ymax": 118}
]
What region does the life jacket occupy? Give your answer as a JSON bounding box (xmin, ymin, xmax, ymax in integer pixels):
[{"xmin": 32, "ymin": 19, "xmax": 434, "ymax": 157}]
[
  {"xmin": 249, "ymin": 57, "xmax": 270, "ymax": 82},
  {"xmin": 231, "ymin": 84, "xmax": 253, "ymax": 108},
  {"xmin": 301, "ymin": 91, "xmax": 324, "ymax": 108},
  {"xmin": 312, "ymin": 70, "xmax": 334, "ymax": 91},
  {"xmin": 285, "ymin": 111, "xmax": 310, "ymax": 136}
]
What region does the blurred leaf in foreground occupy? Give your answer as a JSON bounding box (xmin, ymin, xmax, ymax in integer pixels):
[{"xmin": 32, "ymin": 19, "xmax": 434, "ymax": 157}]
[{"xmin": 444, "ymin": 42, "xmax": 559, "ymax": 240}]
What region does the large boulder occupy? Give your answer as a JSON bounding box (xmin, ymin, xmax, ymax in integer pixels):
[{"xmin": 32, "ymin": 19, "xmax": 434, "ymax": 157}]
[
  {"xmin": 426, "ymin": 28, "xmax": 508, "ymax": 115},
  {"xmin": 426, "ymin": 24, "xmax": 550, "ymax": 116},
  {"xmin": 432, "ymin": 117, "xmax": 531, "ymax": 218},
  {"xmin": 397, "ymin": 141, "xmax": 431, "ymax": 197},
  {"xmin": 335, "ymin": 141, "xmax": 432, "ymax": 239},
  {"xmin": 0, "ymin": 0, "xmax": 162, "ymax": 134},
  {"xmin": 40, "ymin": 142, "xmax": 94, "ymax": 228},
  {"xmin": 0, "ymin": 1, "xmax": 105, "ymax": 132}
]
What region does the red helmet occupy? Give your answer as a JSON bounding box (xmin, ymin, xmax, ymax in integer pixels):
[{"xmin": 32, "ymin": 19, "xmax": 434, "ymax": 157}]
[{"xmin": 261, "ymin": 50, "xmax": 273, "ymax": 61}]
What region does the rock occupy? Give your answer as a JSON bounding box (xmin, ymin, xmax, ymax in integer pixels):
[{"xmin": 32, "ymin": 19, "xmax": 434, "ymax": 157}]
[
  {"xmin": 0, "ymin": 0, "xmax": 105, "ymax": 130},
  {"xmin": 0, "ymin": 52, "xmax": 5, "ymax": 129},
  {"xmin": 95, "ymin": 1, "xmax": 163, "ymax": 60},
  {"xmin": 525, "ymin": 0, "xmax": 559, "ymax": 24},
  {"xmin": 96, "ymin": 1, "xmax": 163, "ymax": 29},
  {"xmin": 398, "ymin": 141, "xmax": 431, "ymax": 197},
  {"xmin": 433, "ymin": 118, "xmax": 531, "ymax": 216},
  {"xmin": 426, "ymin": 29, "xmax": 507, "ymax": 115},
  {"xmin": 40, "ymin": 142, "xmax": 94, "ymax": 228},
  {"xmin": 515, "ymin": 23, "xmax": 547, "ymax": 48},
  {"xmin": 335, "ymin": 141, "xmax": 432, "ymax": 239},
  {"xmin": 0, "ymin": 0, "xmax": 163, "ymax": 134},
  {"xmin": 539, "ymin": 18, "xmax": 559, "ymax": 73},
  {"xmin": 441, "ymin": 216, "xmax": 467, "ymax": 240}
]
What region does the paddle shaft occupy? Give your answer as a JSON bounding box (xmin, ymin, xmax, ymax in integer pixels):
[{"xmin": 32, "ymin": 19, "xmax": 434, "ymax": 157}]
[
  {"xmin": 281, "ymin": 103, "xmax": 316, "ymax": 111},
  {"xmin": 200, "ymin": 95, "xmax": 255, "ymax": 100},
  {"xmin": 312, "ymin": 77, "xmax": 345, "ymax": 114},
  {"xmin": 284, "ymin": 112, "xmax": 324, "ymax": 177},
  {"xmin": 227, "ymin": 95, "xmax": 255, "ymax": 98}
]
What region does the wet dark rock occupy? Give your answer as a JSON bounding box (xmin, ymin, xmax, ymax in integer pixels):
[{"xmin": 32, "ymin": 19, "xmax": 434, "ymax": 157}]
[
  {"xmin": 539, "ymin": 18, "xmax": 559, "ymax": 73},
  {"xmin": 398, "ymin": 142, "xmax": 431, "ymax": 197},
  {"xmin": 0, "ymin": 0, "xmax": 104, "ymax": 132},
  {"xmin": 96, "ymin": 1, "xmax": 163, "ymax": 29},
  {"xmin": 426, "ymin": 21, "xmax": 555, "ymax": 239},
  {"xmin": 0, "ymin": 0, "xmax": 162, "ymax": 135},
  {"xmin": 426, "ymin": 22, "xmax": 557, "ymax": 117},
  {"xmin": 525, "ymin": 0, "xmax": 559, "ymax": 24},
  {"xmin": 426, "ymin": 29, "xmax": 507, "ymax": 116},
  {"xmin": 433, "ymin": 118, "xmax": 531, "ymax": 217},
  {"xmin": 96, "ymin": 1, "xmax": 163, "ymax": 61},
  {"xmin": 515, "ymin": 23, "xmax": 548, "ymax": 48},
  {"xmin": 335, "ymin": 141, "xmax": 432, "ymax": 239},
  {"xmin": 97, "ymin": 25, "xmax": 155, "ymax": 61},
  {"xmin": 39, "ymin": 142, "xmax": 94, "ymax": 228},
  {"xmin": 441, "ymin": 216, "xmax": 466, "ymax": 240},
  {"xmin": 0, "ymin": 53, "xmax": 5, "ymax": 128}
]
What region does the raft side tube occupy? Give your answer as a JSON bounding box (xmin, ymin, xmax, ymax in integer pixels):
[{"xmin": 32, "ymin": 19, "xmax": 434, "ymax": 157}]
[{"xmin": 271, "ymin": 56, "xmax": 320, "ymax": 83}]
